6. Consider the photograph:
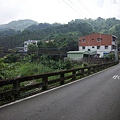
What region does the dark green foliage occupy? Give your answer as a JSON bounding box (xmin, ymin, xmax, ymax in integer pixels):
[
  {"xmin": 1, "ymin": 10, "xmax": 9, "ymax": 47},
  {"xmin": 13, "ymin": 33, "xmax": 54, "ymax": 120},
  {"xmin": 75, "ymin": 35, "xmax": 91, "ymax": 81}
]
[
  {"xmin": 63, "ymin": 59, "xmax": 73, "ymax": 69},
  {"xmin": 85, "ymin": 17, "xmax": 118, "ymax": 32},
  {"xmin": 4, "ymin": 53, "xmax": 18, "ymax": 63},
  {"xmin": 28, "ymin": 44, "xmax": 38, "ymax": 54},
  {"xmin": 104, "ymin": 53, "xmax": 115, "ymax": 61},
  {"xmin": 26, "ymin": 23, "xmax": 54, "ymax": 31},
  {"xmin": 0, "ymin": 53, "xmax": 82, "ymax": 79},
  {"xmin": 0, "ymin": 19, "xmax": 93, "ymax": 49},
  {"xmin": 0, "ymin": 58, "xmax": 20, "ymax": 79},
  {"xmin": 0, "ymin": 29, "xmax": 19, "ymax": 37},
  {"xmin": 108, "ymin": 24, "xmax": 120, "ymax": 40},
  {"xmin": 0, "ymin": 17, "xmax": 120, "ymax": 52}
]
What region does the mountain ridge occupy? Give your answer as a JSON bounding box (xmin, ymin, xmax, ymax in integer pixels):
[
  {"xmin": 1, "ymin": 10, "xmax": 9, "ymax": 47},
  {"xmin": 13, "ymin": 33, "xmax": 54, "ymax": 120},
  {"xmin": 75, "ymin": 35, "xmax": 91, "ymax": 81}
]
[
  {"xmin": 0, "ymin": 17, "xmax": 120, "ymax": 50},
  {"xmin": 0, "ymin": 19, "xmax": 38, "ymax": 31}
]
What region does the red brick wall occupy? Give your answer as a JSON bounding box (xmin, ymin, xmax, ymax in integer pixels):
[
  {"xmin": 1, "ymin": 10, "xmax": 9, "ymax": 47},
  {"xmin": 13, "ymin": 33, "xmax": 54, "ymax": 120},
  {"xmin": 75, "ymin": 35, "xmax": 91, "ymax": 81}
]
[{"xmin": 79, "ymin": 33, "xmax": 112, "ymax": 46}]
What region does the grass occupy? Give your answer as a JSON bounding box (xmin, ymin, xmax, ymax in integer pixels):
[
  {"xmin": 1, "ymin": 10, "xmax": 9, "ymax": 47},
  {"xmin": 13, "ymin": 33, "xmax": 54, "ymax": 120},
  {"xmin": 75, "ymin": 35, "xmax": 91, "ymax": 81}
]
[{"xmin": 18, "ymin": 62, "xmax": 54, "ymax": 77}]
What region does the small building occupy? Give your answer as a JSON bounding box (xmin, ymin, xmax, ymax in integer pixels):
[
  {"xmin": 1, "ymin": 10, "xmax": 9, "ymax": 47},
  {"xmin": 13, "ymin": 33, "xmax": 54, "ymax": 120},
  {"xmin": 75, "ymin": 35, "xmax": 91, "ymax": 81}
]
[
  {"xmin": 79, "ymin": 33, "xmax": 117, "ymax": 57},
  {"xmin": 24, "ymin": 40, "xmax": 38, "ymax": 52},
  {"xmin": 67, "ymin": 51, "xmax": 97, "ymax": 60},
  {"xmin": 15, "ymin": 47, "xmax": 24, "ymax": 53}
]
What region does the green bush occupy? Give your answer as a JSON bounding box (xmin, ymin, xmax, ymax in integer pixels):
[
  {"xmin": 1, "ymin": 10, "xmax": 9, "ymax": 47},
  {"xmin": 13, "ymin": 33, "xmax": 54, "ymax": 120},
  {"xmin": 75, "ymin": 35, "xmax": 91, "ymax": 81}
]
[
  {"xmin": 18, "ymin": 62, "xmax": 53, "ymax": 77},
  {"xmin": 0, "ymin": 58, "xmax": 20, "ymax": 80}
]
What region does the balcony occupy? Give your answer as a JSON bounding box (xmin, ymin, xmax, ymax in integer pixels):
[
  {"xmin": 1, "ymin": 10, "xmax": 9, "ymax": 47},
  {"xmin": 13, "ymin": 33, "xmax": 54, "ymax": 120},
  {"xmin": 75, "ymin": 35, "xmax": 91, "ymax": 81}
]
[{"xmin": 112, "ymin": 41, "xmax": 116, "ymax": 45}]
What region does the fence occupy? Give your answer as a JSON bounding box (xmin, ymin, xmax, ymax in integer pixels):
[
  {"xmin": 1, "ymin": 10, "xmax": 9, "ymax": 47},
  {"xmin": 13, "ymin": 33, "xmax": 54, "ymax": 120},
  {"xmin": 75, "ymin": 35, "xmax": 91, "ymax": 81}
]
[
  {"xmin": 0, "ymin": 61, "xmax": 118, "ymax": 105},
  {"xmin": 81, "ymin": 57, "xmax": 111, "ymax": 64}
]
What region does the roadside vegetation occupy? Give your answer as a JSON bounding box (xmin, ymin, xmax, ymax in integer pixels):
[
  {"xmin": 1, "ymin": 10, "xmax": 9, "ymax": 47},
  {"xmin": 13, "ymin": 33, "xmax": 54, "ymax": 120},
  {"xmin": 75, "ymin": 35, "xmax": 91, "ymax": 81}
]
[
  {"xmin": 0, "ymin": 53, "xmax": 84, "ymax": 80},
  {"xmin": 0, "ymin": 51, "xmax": 116, "ymax": 80}
]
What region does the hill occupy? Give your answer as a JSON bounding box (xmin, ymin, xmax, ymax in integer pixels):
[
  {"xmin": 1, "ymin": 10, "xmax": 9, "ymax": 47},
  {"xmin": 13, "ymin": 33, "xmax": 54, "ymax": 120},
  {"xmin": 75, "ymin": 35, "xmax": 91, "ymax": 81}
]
[
  {"xmin": 0, "ymin": 19, "xmax": 38, "ymax": 31},
  {"xmin": 0, "ymin": 20, "xmax": 93, "ymax": 50},
  {"xmin": 0, "ymin": 17, "xmax": 120, "ymax": 51}
]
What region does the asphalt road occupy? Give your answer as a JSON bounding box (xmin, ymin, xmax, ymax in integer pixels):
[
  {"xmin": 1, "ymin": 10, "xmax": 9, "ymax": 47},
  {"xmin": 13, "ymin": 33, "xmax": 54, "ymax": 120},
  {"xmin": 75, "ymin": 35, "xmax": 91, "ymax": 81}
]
[{"xmin": 0, "ymin": 64, "xmax": 120, "ymax": 120}]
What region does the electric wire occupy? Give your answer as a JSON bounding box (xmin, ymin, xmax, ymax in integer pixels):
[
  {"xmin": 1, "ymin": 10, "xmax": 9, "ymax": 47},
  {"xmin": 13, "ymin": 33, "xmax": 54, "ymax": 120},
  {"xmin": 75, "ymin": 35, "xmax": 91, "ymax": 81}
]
[
  {"xmin": 77, "ymin": 0, "xmax": 95, "ymax": 17},
  {"xmin": 68, "ymin": 0, "xmax": 88, "ymax": 17},
  {"xmin": 62, "ymin": 0, "xmax": 94, "ymax": 28},
  {"xmin": 62, "ymin": 0, "xmax": 84, "ymax": 18}
]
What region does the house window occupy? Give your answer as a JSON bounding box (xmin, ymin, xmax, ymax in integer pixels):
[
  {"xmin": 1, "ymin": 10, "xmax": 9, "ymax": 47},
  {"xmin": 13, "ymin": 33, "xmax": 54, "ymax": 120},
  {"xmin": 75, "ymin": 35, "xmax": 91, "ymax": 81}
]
[
  {"xmin": 24, "ymin": 43, "xmax": 27, "ymax": 45},
  {"xmin": 97, "ymin": 38, "xmax": 102, "ymax": 42},
  {"xmin": 32, "ymin": 42, "xmax": 36, "ymax": 45},
  {"xmin": 92, "ymin": 39, "xmax": 94, "ymax": 41},
  {"xmin": 112, "ymin": 37, "xmax": 116, "ymax": 42},
  {"xmin": 92, "ymin": 46, "xmax": 94, "ymax": 48},
  {"xmin": 82, "ymin": 39, "xmax": 86, "ymax": 42},
  {"xmin": 97, "ymin": 46, "xmax": 100, "ymax": 49},
  {"xmin": 112, "ymin": 45, "xmax": 116, "ymax": 50},
  {"xmin": 25, "ymin": 47, "xmax": 27, "ymax": 50},
  {"xmin": 88, "ymin": 49, "xmax": 90, "ymax": 51},
  {"xmin": 105, "ymin": 46, "xmax": 108, "ymax": 49},
  {"xmin": 82, "ymin": 46, "xmax": 85, "ymax": 49},
  {"xmin": 113, "ymin": 39, "xmax": 115, "ymax": 42}
]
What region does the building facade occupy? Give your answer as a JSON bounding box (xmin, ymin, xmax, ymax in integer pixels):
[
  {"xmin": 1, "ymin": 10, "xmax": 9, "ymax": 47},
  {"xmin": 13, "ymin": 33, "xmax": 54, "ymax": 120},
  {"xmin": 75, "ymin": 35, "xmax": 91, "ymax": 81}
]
[
  {"xmin": 24, "ymin": 40, "xmax": 38, "ymax": 52},
  {"xmin": 79, "ymin": 33, "xmax": 117, "ymax": 57}
]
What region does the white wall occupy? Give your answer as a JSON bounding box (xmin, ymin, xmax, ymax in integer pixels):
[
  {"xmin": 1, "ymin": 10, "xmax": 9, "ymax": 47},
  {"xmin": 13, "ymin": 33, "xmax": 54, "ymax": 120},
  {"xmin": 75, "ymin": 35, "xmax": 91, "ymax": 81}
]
[
  {"xmin": 24, "ymin": 40, "xmax": 38, "ymax": 52},
  {"xmin": 79, "ymin": 45, "xmax": 112, "ymax": 57}
]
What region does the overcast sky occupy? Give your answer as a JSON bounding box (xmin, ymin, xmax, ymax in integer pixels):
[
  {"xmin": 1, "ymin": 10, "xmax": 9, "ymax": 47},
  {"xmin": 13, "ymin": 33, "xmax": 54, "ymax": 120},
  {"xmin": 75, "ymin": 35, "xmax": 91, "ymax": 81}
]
[{"xmin": 0, "ymin": 0, "xmax": 120, "ymax": 25}]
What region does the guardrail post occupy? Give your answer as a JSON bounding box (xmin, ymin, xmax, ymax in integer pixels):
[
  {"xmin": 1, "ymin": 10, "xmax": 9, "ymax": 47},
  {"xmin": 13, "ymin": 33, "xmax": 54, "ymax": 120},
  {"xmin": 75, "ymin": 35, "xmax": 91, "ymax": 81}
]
[
  {"xmin": 88, "ymin": 67, "xmax": 91, "ymax": 75},
  {"xmin": 72, "ymin": 71, "xmax": 76, "ymax": 81},
  {"xmin": 60, "ymin": 73, "xmax": 64, "ymax": 85},
  {"xmin": 98, "ymin": 65, "xmax": 101, "ymax": 71},
  {"xmin": 101, "ymin": 64, "xmax": 104, "ymax": 69},
  {"xmin": 93, "ymin": 66, "xmax": 97, "ymax": 73},
  {"xmin": 81, "ymin": 68, "xmax": 84, "ymax": 78},
  {"xmin": 42, "ymin": 76, "xmax": 48, "ymax": 90},
  {"xmin": 105, "ymin": 63, "xmax": 107, "ymax": 68},
  {"xmin": 13, "ymin": 79, "xmax": 20, "ymax": 100}
]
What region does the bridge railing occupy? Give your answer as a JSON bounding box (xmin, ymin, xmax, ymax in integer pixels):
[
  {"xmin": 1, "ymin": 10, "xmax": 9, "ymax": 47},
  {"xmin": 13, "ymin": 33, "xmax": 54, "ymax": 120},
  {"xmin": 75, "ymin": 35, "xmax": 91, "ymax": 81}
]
[{"xmin": 0, "ymin": 61, "xmax": 118, "ymax": 104}]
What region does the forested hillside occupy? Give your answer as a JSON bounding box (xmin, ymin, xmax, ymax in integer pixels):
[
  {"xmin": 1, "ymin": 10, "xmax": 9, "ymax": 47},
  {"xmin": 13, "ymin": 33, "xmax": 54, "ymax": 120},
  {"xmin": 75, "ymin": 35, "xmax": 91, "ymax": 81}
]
[
  {"xmin": 0, "ymin": 17, "xmax": 120, "ymax": 51},
  {"xmin": 0, "ymin": 19, "xmax": 38, "ymax": 31}
]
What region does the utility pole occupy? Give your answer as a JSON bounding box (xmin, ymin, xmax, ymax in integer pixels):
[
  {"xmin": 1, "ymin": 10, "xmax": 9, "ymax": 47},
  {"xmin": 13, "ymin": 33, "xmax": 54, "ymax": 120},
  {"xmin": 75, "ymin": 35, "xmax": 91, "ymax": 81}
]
[{"xmin": 115, "ymin": 38, "xmax": 118, "ymax": 62}]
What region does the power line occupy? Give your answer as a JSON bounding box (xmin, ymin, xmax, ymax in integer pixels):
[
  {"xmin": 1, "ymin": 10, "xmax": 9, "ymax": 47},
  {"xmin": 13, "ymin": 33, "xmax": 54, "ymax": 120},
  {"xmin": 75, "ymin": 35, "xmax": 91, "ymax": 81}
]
[
  {"xmin": 77, "ymin": 0, "xmax": 95, "ymax": 17},
  {"xmin": 62, "ymin": 0, "xmax": 94, "ymax": 28},
  {"xmin": 62, "ymin": 0, "xmax": 84, "ymax": 18},
  {"xmin": 68, "ymin": 0, "xmax": 88, "ymax": 17}
]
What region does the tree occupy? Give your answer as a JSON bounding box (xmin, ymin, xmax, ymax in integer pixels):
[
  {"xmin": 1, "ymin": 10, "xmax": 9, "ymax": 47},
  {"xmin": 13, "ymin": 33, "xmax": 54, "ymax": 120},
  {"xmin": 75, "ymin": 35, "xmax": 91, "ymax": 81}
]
[
  {"xmin": 0, "ymin": 58, "xmax": 19, "ymax": 79},
  {"xmin": 28, "ymin": 44, "xmax": 38, "ymax": 54},
  {"xmin": 4, "ymin": 53, "xmax": 18, "ymax": 63}
]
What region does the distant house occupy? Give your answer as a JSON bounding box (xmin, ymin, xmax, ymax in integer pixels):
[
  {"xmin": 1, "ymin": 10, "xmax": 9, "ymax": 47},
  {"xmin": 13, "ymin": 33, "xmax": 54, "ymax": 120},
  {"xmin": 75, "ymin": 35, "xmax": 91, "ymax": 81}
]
[
  {"xmin": 78, "ymin": 33, "xmax": 117, "ymax": 57},
  {"xmin": 67, "ymin": 33, "xmax": 117, "ymax": 60},
  {"xmin": 67, "ymin": 51, "xmax": 97, "ymax": 60},
  {"xmin": 24, "ymin": 40, "xmax": 38, "ymax": 52}
]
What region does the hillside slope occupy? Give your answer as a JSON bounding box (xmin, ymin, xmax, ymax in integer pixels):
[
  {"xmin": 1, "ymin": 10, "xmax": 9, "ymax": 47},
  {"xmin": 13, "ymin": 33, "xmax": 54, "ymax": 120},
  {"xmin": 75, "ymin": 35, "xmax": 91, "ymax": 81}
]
[
  {"xmin": 0, "ymin": 19, "xmax": 38, "ymax": 31},
  {"xmin": 0, "ymin": 17, "xmax": 120, "ymax": 50}
]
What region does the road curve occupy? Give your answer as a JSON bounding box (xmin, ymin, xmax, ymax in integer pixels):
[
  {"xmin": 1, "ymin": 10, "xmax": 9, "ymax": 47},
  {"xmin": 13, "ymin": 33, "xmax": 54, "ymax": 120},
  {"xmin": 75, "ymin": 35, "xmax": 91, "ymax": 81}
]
[{"xmin": 0, "ymin": 64, "xmax": 120, "ymax": 120}]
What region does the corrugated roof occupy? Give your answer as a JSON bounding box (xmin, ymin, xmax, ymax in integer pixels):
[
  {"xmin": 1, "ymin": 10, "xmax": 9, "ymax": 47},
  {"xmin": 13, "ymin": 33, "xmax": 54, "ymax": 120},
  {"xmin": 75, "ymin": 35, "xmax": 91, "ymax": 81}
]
[
  {"xmin": 67, "ymin": 51, "xmax": 85, "ymax": 54},
  {"xmin": 67, "ymin": 51, "xmax": 97, "ymax": 55}
]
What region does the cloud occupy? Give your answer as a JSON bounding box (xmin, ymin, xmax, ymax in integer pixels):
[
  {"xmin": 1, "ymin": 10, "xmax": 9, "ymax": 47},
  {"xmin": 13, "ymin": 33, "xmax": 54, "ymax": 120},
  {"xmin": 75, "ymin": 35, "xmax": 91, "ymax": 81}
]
[
  {"xmin": 89, "ymin": 0, "xmax": 120, "ymax": 19},
  {"xmin": 97, "ymin": 0, "xmax": 104, "ymax": 8},
  {"xmin": 111, "ymin": 0, "xmax": 117, "ymax": 4},
  {"xmin": 0, "ymin": 0, "xmax": 27, "ymax": 24},
  {"xmin": 102, "ymin": 0, "xmax": 120, "ymax": 18},
  {"xmin": 0, "ymin": 0, "xmax": 120, "ymax": 25}
]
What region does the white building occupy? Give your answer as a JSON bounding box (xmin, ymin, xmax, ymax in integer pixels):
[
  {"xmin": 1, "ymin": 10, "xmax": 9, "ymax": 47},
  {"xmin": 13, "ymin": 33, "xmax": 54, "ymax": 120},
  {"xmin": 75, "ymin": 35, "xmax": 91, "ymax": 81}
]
[
  {"xmin": 79, "ymin": 33, "xmax": 117, "ymax": 57},
  {"xmin": 24, "ymin": 40, "xmax": 38, "ymax": 52}
]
